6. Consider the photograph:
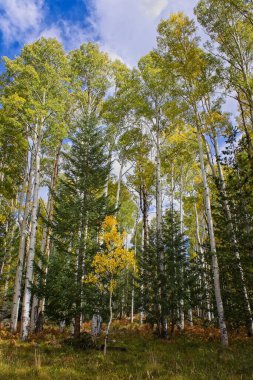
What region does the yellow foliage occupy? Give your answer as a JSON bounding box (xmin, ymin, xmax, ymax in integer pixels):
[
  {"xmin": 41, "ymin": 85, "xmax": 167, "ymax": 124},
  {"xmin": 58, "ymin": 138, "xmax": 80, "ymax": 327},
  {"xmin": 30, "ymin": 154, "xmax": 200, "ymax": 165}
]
[
  {"xmin": 0, "ymin": 214, "xmax": 6, "ymax": 224},
  {"xmin": 86, "ymin": 216, "xmax": 136, "ymax": 293}
]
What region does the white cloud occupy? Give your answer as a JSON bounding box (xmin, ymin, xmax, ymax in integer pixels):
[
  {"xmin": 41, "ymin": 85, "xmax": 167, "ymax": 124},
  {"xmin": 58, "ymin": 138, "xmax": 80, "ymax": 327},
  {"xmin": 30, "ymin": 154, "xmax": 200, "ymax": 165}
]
[
  {"xmin": 89, "ymin": 0, "xmax": 199, "ymax": 66},
  {"xmin": 0, "ymin": 0, "xmax": 199, "ymax": 62},
  {"xmin": 142, "ymin": 0, "xmax": 168, "ymax": 18},
  {"xmin": 0, "ymin": 0, "xmax": 93, "ymax": 51},
  {"xmin": 38, "ymin": 25, "xmax": 62, "ymax": 42},
  {"xmin": 38, "ymin": 21, "xmax": 93, "ymax": 51},
  {"xmin": 0, "ymin": 0, "xmax": 44, "ymax": 44}
]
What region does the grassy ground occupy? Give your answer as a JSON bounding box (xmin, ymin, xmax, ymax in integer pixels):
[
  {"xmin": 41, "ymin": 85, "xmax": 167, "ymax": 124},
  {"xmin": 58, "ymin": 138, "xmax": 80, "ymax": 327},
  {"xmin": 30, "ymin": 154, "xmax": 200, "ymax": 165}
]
[{"xmin": 0, "ymin": 322, "xmax": 253, "ymax": 380}]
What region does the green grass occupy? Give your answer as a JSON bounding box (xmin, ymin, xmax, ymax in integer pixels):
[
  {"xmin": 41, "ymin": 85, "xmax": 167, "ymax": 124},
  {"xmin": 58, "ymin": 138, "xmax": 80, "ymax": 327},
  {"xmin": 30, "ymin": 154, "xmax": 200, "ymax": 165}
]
[{"xmin": 0, "ymin": 324, "xmax": 253, "ymax": 380}]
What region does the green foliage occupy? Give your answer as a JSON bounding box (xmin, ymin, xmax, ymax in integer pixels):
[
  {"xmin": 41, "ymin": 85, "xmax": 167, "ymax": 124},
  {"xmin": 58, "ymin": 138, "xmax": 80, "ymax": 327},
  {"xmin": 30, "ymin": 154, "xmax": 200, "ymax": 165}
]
[
  {"xmin": 37, "ymin": 114, "xmax": 111, "ymax": 324},
  {"xmin": 140, "ymin": 210, "xmax": 190, "ymax": 332}
]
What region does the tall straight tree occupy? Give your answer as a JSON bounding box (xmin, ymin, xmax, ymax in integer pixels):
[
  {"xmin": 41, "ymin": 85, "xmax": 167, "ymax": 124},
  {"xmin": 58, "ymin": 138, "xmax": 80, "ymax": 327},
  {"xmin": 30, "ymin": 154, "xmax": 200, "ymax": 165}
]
[
  {"xmin": 135, "ymin": 53, "xmax": 172, "ymax": 336},
  {"xmin": 156, "ymin": 13, "xmax": 229, "ymax": 345},
  {"xmin": 49, "ymin": 116, "xmax": 110, "ymax": 338},
  {"xmin": 53, "ymin": 42, "xmax": 112, "ymax": 338},
  {"xmin": 3, "ymin": 38, "xmax": 69, "ymax": 338}
]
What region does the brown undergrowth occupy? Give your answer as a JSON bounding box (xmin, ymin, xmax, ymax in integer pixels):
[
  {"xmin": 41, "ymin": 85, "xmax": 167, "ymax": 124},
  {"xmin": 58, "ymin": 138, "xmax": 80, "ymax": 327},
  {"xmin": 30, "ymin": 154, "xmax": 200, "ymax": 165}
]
[{"xmin": 0, "ymin": 319, "xmax": 252, "ymax": 379}]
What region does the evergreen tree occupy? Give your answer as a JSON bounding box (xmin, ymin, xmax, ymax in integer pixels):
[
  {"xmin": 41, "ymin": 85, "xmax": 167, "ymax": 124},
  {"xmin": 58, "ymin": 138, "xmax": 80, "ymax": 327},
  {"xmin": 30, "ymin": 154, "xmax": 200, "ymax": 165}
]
[{"xmin": 36, "ymin": 116, "xmax": 111, "ymax": 337}]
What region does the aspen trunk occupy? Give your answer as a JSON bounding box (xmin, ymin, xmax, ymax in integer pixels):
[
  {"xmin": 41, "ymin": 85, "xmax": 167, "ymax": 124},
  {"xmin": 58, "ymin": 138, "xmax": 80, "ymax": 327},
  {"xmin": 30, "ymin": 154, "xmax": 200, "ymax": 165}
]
[
  {"xmin": 140, "ymin": 224, "xmax": 145, "ymax": 325},
  {"xmin": 17, "ymin": 168, "xmax": 29, "ymax": 227},
  {"xmin": 179, "ymin": 169, "xmax": 185, "ymax": 330},
  {"xmin": 20, "ymin": 127, "xmax": 41, "ymax": 340},
  {"xmin": 31, "ymin": 144, "xmax": 62, "ymax": 332},
  {"xmin": 194, "ymin": 203, "xmax": 211, "ymax": 321},
  {"xmin": 140, "ymin": 183, "xmax": 149, "ymax": 252},
  {"xmin": 188, "ymin": 308, "xmax": 193, "ymax": 327},
  {"xmin": 104, "ymin": 146, "xmax": 112, "ymax": 197},
  {"xmin": 214, "ymin": 135, "xmax": 253, "ymax": 336},
  {"xmin": 131, "ymin": 216, "xmax": 138, "ymax": 323},
  {"xmin": 104, "ymin": 291, "xmax": 113, "ymax": 356},
  {"xmin": 155, "ymin": 118, "xmax": 166, "ymax": 337},
  {"xmin": 206, "ymin": 131, "xmax": 253, "ymax": 335},
  {"xmin": 197, "ymin": 127, "xmax": 228, "ymax": 346},
  {"xmin": 115, "ymin": 158, "xmax": 123, "ymax": 209},
  {"xmin": 171, "ymin": 164, "xmax": 179, "ymax": 330},
  {"xmin": 11, "ymin": 148, "xmax": 34, "ymax": 333},
  {"xmin": 139, "ymin": 180, "xmax": 149, "ymax": 325}
]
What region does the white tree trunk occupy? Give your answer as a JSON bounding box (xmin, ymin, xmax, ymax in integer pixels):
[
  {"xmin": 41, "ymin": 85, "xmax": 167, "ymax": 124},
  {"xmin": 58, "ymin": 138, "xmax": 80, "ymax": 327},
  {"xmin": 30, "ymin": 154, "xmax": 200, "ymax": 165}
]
[
  {"xmin": 115, "ymin": 158, "xmax": 123, "ymax": 209},
  {"xmin": 104, "ymin": 291, "xmax": 113, "ymax": 356},
  {"xmin": 20, "ymin": 128, "xmax": 41, "ymax": 340},
  {"xmin": 140, "ymin": 227, "xmax": 145, "ymax": 325},
  {"xmin": 11, "ymin": 149, "xmax": 34, "ymax": 333},
  {"xmin": 179, "ymin": 169, "xmax": 185, "ymax": 330},
  {"xmin": 104, "ymin": 145, "xmax": 112, "ymax": 197},
  {"xmin": 197, "ymin": 127, "xmax": 228, "ymax": 346},
  {"xmin": 155, "ymin": 116, "xmax": 166, "ymax": 336},
  {"xmin": 194, "ymin": 203, "xmax": 211, "ymax": 321},
  {"xmin": 30, "ymin": 143, "xmax": 62, "ymax": 332},
  {"xmin": 131, "ymin": 216, "xmax": 138, "ymax": 323},
  {"xmin": 91, "ymin": 314, "xmax": 102, "ymax": 336},
  {"xmin": 188, "ymin": 308, "xmax": 193, "ymax": 327},
  {"xmin": 206, "ymin": 132, "xmax": 253, "ymax": 334},
  {"xmin": 213, "ymin": 134, "xmax": 253, "ymax": 334},
  {"xmin": 17, "ymin": 169, "xmax": 28, "ymax": 227},
  {"xmin": 156, "ymin": 133, "xmax": 162, "ymax": 241}
]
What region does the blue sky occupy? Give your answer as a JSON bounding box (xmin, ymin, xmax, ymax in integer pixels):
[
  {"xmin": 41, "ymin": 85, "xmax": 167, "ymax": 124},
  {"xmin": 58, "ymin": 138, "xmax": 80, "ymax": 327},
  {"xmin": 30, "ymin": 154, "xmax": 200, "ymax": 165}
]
[{"xmin": 0, "ymin": 0, "xmax": 199, "ymax": 66}]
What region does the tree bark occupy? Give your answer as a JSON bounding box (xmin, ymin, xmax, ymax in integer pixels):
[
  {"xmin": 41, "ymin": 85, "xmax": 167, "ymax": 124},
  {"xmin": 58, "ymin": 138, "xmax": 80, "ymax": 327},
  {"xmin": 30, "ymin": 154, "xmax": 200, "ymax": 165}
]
[
  {"xmin": 20, "ymin": 125, "xmax": 41, "ymax": 340},
  {"xmin": 104, "ymin": 291, "xmax": 113, "ymax": 356},
  {"xmin": 194, "ymin": 203, "xmax": 211, "ymax": 321},
  {"xmin": 11, "ymin": 147, "xmax": 34, "ymax": 333},
  {"xmin": 205, "ymin": 131, "xmax": 253, "ymax": 335},
  {"xmin": 197, "ymin": 127, "xmax": 228, "ymax": 346},
  {"xmin": 115, "ymin": 158, "xmax": 123, "ymax": 209},
  {"xmin": 155, "ymin": 114, "xmax": 167, "ymax": 337},
  {"xmin": 131, "ymin": 215, "xmax": 138, "ymax": 323},
  {"xmin": 179, "ymin": 168, "xmax": 185, "ymax": 331},
  {"xmin": 31, "ymin": 143, "xmax": 62, "ymax": 333}
]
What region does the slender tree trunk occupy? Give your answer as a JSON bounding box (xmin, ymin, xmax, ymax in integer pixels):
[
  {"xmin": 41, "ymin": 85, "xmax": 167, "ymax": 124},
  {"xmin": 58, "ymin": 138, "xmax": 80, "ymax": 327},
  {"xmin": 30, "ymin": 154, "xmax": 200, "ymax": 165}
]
[
  {"xmin": 156, "ymin": 133, "xmax": 162, "ymax": 244},
  {"xmin": 131, "ymin": 216, "xmax": 138, "ymax": 323},
  {"xmin": 139, "ymin": 180, "xmax": 149, "ymax": 325},
  {"xmin": 140, "ymin": 222, "xmax": 145, "ymax": 325},
  {"xmin": 171, "ymin": 164, "xmax": 180, "ymax": 330},
  {"xmin": 104, "ymin": 291, "xmax": 113, "ymax": 356},
  {"xmin": 155, "ymin": 116, "xmax": 166, "ymax": 337},
  {"xmin": 17, "ymin": 168, "xmax": 29, "ymax": 228},
  {"xmin": 197, "ymin": 127, "xmax": 228, "ymax": 346},
  {"xmin": 188, "ymin": 307, "xmax": 193, "ymax": 327},
  {"xmin": 20, "ymin": 126, "xmax": 41, "ymax": 340},
  {"xmin": 31, "ymin": 143, "xmax": 62, "ymax": 333},
  {"xmin": 179, "ymin": 168, "xmax": 185, "ymax": 331},
  {"xmin": 104, "ymin": 146, "xmax": 112, "ymax": 197},
  {"xmin": 11, "ymin": 148, "xmax": 34, "ymax": 333},
  {"xmin": 115, "ymin": 158, "xmax": 123, "ymax": 209},
  {"xmin": 194, "ymin": 203, "xmax": 211, "ymax": 321},
  {"xmin": 206, "ymin": 131, "xmax": 253, "ymax": 335},
  {"xmin": 140, "ymin": 183, "xmax": 149, "ymax": 252}
]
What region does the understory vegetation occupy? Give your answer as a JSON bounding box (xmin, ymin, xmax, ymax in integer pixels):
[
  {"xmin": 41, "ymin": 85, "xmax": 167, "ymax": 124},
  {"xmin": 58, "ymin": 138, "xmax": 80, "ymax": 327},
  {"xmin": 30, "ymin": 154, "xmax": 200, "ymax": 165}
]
[{"xmin": 0, "ymin": 321, "xmax": 253, "ymax": 380}]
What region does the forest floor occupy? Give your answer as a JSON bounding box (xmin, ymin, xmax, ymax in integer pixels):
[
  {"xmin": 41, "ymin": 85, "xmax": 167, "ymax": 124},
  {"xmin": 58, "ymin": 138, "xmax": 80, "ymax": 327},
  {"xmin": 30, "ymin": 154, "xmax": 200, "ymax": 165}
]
[{"xmin": 0, "ymin": 320, "xmax": 253, "ymax": 380}]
